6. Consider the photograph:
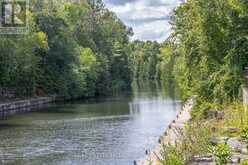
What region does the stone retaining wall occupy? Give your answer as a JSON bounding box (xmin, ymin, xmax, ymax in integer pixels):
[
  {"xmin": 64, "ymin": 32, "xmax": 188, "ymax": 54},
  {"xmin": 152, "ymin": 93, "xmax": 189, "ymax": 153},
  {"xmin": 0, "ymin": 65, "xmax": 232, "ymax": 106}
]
[
  {"xmin": 137, "ymin": 99, "xmax": 193, "ymax": 165},
  {"xmin": 0, "ymin": 97, "xmax": 56, "ymax": 119},
  {"xmin": 244, "ymin": 67, "xmax": 248, "ymax": 112},
  {"xmin": 243, "ymin": 88, "xmax": 248, "ymax": 103}
]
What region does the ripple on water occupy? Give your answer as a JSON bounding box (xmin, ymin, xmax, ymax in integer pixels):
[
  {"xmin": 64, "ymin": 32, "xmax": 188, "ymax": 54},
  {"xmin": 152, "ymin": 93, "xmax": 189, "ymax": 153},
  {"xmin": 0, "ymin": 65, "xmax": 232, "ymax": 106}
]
[{"xmin": 0, "ymin": 92, "xmax": 181, "ymax": 165}]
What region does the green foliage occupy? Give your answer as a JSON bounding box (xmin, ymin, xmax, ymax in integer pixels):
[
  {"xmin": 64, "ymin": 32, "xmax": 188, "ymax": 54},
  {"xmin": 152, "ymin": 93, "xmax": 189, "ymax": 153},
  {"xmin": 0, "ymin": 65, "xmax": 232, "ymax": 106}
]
[
  {"xmin": 160, "ymin": 145, "xmax": 184, "ymax": 165},
  {"xmin": 238, "ymin": 160, "xmax": 248, "ymax": 165},
  {"xmin": 191, "ymin": 100, "xmax": 221, "ymax": 119},
  {"xmin": 160, "ymin": 122, "xmax": 210, "ymax": 164},
  {"xmin": 157, "ymin": 0, "xmax": 248, "ymax": 118},
  {"xmin": 202, "ymin": 102, "xmax": 246, "ymax": 138},
  {"xmin": 180, "ymin": 122, "xmax": 211, "ymax": 163},
  {"xmin": 0, "ymin": 13, "xmax": 44, "ymax": 97},
  {"xmin": 210, "ymin": 143, "xmax": 231, "ymax": 165},
  {"xmin": 128, "ymin": 41, "xmax": 160, "ymax": 81},
  {"xmin": 241, "ymin": 127, "xmax": 248, "ymax": 146},
  {"xmin": 0, "ymin": 0, "xmax": 133, "ymax": 99}
]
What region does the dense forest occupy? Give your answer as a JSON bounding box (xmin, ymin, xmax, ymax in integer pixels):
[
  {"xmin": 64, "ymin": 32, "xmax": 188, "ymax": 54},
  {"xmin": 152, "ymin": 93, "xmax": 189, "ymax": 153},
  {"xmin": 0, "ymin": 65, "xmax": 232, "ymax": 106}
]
[
  {"xmin": 1, "ymin": 0, "xmax": 248, "ymax": 109},
  {"xmin": 157, "ymin": 1, "xmax": 248, "ymax": 165},
  {"xmin": 128, "ymin": 41, "xmax": 160, "ymax": 81},
  {"xmin": 0, "ymin": 0, "xmax": 134, "ymax": 99},
  {"xmin": 158, "ymin": 0, "xmax": 248, "ymax": 118},
  {"xmin": 0, "ymin": 0, "xmax": 164, "ymax": 100}
]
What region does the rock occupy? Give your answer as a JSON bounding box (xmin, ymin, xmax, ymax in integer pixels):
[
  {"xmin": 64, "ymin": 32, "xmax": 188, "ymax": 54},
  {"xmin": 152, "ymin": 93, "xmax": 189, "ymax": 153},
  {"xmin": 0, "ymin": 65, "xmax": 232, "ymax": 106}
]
[
  {"xmin": 216, "ymin": 111, "xmax": 224, "ymax": 120},
  {"xmin": 193, "ymin": 154, "xmax": 213, "ymax": 162},
  {"xmin": 207, "ymin": 110, "xmax": 218, "ymax": 119},
  {"xmin": 211, "ymin": 127, "xmax": 217, "ymax": 133},
  {"xmin": 240, "ymin": 146, "xmax": 248, "ymax": 154},
  {"xmin": 206, "ymin": 110, "xmax": 224, "ymax": 120},
  {"xmin": 158, "ymin": 138, "xmax": 162, "ymax": 144},
  {"xmin": 209, "ymin": 136, "xmax": 229, "ymax": 145},
  {"xmin": 209, "ymin": 137, "xmax": 218, "ymax": 145},
  {"xmin": 230, "ymin": 153, "xmax": 248, "ymax": 163},
  {"xmin": 226, "ymin": 127, "xmax": 239, "ymax": 134},
  {"xmin": 221, "ymin": 136, "xmax": 230, "ymax": 142},
  {"xmin": 230, "ymin": 155, "xmax": 241, "ymax": 164},
  {"xmin": 191, "ymin": 162, "xmax": 215, "ymax": 165},
  {"xmin": 192, "ymin": 156, "xmax": 215, "ymax": 165},
  {"xmin": 227, "ymin": 137, "xmax": 243, "ymax": 152}
]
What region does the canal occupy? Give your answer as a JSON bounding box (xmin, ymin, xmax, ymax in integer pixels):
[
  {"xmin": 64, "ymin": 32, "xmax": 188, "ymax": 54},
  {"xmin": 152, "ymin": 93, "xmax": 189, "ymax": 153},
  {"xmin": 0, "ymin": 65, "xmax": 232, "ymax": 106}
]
[{"xmin": 0, "ymin": 88, "xmax": 181, "ymax": 165}]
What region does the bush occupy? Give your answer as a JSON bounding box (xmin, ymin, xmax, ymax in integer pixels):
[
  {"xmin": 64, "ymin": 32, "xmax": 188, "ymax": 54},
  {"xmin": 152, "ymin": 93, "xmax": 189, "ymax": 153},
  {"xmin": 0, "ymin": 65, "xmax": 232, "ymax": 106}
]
[
  {"xmin": 160, "ymin": 145, "xmax": 184, "ymax": 165},
  {"xmin": 180, "ymin": 122, "xmax": 211, "ymax": 163},
  {"xmin": 238, "ymin": 160, "xmax": 248, "ymax": 165},
  {"xmin": 241, "ymin": 127, "xmax": 248, "ymax": 144},
  {"xmin": 210, "ymin": 143, "xmax": 231, "ymax": 165},
  {"xmin": 191, "ymin": 99, "xmax": 221, "ymax": 119}
]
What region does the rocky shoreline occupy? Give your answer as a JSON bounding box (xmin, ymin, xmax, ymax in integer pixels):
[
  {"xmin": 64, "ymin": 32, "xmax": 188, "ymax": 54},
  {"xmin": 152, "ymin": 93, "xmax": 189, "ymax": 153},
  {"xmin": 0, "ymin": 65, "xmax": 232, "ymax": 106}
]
[{"xmin": 137, "ymin": 98, "xmax": 248, "ymax": 165}]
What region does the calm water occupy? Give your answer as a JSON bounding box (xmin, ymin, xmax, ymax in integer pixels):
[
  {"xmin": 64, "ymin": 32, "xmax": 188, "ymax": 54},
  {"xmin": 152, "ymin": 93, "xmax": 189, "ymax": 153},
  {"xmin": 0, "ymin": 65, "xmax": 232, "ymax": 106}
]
[{"xmin": 0, "ymin": 90, "xmax": 181, "ymax": 165}]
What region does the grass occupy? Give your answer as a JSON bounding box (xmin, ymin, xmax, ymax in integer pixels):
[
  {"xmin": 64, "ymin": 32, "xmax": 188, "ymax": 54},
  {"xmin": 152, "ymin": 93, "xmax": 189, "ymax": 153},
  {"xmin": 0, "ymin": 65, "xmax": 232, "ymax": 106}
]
[
  {"xmin": 210, "ymin": 102, "xmax": 248, "ymax": 137},
  {"xmin": 160, "ymin": 145, "xmax": 184, "ymax": 165},
  {"xmin": 159, "ymin": 121, "xmax": 211, "ymax": 165}
]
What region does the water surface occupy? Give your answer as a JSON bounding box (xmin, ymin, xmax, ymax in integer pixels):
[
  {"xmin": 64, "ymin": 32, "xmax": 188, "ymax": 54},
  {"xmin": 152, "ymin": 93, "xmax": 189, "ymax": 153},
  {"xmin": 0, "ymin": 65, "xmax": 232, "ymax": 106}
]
[{"xmin": 0, "ymin": 90, "xmax": 181, "ymax": 165}]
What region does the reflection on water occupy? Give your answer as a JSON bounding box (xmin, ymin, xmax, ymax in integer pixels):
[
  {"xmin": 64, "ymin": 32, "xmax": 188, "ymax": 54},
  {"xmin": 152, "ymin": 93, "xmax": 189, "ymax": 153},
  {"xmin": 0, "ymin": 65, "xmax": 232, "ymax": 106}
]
[{"xmin": 0, "ymin": 87, "xmax": 181, "ymax": 165}]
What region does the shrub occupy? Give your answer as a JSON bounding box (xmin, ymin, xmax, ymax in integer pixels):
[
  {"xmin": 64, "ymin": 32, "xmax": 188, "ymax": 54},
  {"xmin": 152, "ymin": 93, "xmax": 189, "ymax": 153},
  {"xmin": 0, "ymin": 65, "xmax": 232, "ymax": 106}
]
[
  {"xmin": 238, "ymin": 160, "xmax": 248, "ymax": 165},
  {"xmin": 241, "ymin": 127, "xmax": 248, "ymax": 145},
  {"xmin": 180, "ymin": 122, "xmax": 211, "ymax": 163},
  {"xmin": 210, "ymin": 143, "xmax": 231, "ymax": 165},
  {"xmin": 191, "ymin": 100, "xmax": 221, "ymax": 119},
  {"xmin": 160, "ymin": 145, "xmax": 184, "ymax": 165}
]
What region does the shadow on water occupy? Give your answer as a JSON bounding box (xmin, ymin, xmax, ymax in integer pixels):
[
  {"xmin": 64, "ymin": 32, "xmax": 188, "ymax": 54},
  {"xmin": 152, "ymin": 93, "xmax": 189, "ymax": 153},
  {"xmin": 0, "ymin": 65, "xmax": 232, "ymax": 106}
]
[
  {"xmin": 0, "ymin": 123, "xmax": 27, "ymax": 130},
  {"xmin": 34, "ymin": 104, "xmax": 78, "ymax": 114}
]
